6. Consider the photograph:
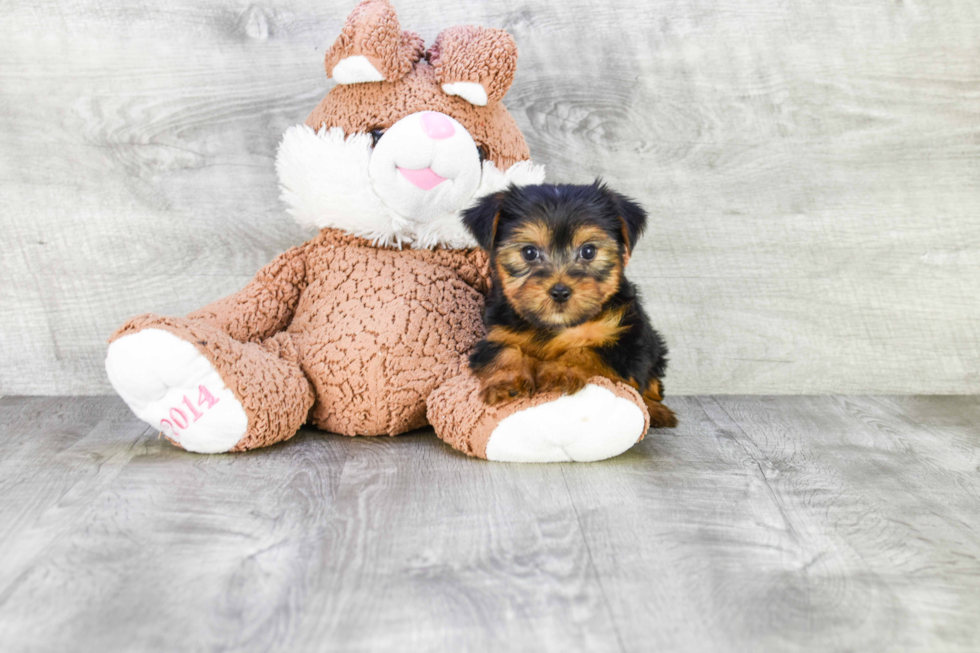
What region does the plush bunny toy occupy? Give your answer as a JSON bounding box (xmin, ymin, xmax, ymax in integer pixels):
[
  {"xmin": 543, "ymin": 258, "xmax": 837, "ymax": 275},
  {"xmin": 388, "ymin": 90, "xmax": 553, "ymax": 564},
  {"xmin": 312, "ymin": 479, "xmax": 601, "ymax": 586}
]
[{"xmin": 105, "ymin": 0, "xmax": 653, "ymax": 462}]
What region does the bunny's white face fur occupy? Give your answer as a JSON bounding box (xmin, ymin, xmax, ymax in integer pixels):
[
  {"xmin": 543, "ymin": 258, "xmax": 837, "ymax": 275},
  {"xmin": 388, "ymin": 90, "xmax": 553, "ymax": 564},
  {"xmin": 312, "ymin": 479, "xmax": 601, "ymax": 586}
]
[
  {"xmin": 276, "ymin": 119, "xmax": 544, "ymax": 249},
  {"xmin": 368, "ymin": 111, "xmax": 484, "ymax": 228}
]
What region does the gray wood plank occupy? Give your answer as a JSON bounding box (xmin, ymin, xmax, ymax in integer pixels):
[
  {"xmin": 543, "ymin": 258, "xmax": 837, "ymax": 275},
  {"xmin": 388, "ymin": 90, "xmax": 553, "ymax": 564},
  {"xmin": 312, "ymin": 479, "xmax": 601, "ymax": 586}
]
[
  {"xmin": 0, "ymin": 420, "xmax": 622, "ymax": 652},
  {"xmin": 2, "ymin": 395, "xmax": 979, "ymax": 651},
  {"xmin": 0, "ymin": 408, "xmax": 354, "ymax": 652},
  {"xmin": 0, "ymin": 404, "xmax": 150, "ymax": 600},
  {"xmin": 552, "ymin": 395, "xmax": 980, "ymax": 652},
  {"xmin": 285, "ymin": 436, "xmax": 621, "ymax": 652},
  {"xmin": 2, "ymin": 0, "xmax": 980, "ymax": 394},
  {"xmin": 705, "ymin": 395, "xmax": 980, "ymax": 651}
]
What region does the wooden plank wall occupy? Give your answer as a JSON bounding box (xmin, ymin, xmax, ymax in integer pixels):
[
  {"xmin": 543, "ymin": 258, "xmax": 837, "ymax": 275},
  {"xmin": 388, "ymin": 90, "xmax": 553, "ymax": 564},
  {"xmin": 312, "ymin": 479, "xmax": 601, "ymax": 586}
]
[{"xmin": 1, "ymin": 0, "xmax": 979, "ymax": 395}]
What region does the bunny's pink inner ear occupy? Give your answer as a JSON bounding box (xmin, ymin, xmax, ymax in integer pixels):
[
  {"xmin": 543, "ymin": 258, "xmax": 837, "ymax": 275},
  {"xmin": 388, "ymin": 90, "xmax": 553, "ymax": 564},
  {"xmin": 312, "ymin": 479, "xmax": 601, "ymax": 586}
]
[
  {"xmin": 428, "ymin": 26, "xmax": 518, "ymax": 106},
  {"xmin": 324, "ymin": 0, "xmax": 425, "ymax": 84}
]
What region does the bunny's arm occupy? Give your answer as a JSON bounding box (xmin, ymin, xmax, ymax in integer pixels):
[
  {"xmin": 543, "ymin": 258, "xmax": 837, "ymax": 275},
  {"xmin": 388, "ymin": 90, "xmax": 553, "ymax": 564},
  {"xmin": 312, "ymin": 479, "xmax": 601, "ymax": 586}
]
[{"xmin": 186, "ymin": 242, "xmax": 311, "ymax": 343}]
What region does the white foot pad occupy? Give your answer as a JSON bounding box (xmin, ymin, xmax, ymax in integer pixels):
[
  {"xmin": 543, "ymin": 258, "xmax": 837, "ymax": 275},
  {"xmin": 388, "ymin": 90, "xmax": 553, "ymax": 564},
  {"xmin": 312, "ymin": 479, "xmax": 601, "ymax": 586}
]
[
  {"xmin": 485, "ymin": 384, "xmax": 646, "ymax": 463},
  {"xmin": 105, "ymin": 329, "xmax": 248, "ymax": 454}
]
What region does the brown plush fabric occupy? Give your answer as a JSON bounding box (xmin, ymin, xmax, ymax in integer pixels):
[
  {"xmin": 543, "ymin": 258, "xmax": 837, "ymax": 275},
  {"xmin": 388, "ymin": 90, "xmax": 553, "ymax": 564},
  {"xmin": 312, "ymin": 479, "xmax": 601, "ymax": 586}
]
[
  {"xmin": 324, "ymin": 0, "xmax": 425, "ymax": 83},
  {"xmin": 312, "ymin": 1, "xmax": 527, "ymax": 170},
  {"xmin": 186, "ymin": 243, "xmax": 311, "ymax": 343},
  {"xmin": 109, "ymin": 316, "xmax": 314, "ymax": 451},
  {"xmin": 307, "ymin": 55, "xmax": 529, "ymax": 172},
  {"xmin": 284, "ymin": 229, "xmax": 491, "ymax": 435},
  {"xmin": 429, "ymin": 26, "xmax": 518, "ymax": 105},
  {"xmin": 427, "ymin": 374, "xmax": 650, "ymax": 459},
  {"xmin": 113, "ymin": 229, "xmax": 492, "ymax": 439}
]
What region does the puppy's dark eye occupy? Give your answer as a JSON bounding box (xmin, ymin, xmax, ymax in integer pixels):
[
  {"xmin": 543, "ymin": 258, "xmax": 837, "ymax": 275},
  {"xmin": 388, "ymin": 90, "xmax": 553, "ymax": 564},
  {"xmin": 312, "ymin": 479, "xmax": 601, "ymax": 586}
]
[
  {"xmin": 370, "ymin": 129, "xmax": 385, "ymax": 147},
  {"xmin": 476, "ymin": 144, "xmax": 488, "ymax": 163},
  {"xmin": 521, "ymin": 246, "xmax": 539, "ymax": 262},
  {"xmin": 580, "ymin": 244, "xmax": 597, "ymax": 260}
]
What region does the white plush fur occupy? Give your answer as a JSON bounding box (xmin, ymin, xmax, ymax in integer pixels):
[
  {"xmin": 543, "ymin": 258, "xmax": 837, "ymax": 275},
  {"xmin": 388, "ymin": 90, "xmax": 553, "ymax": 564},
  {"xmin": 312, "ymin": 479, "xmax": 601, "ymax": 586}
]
[
  {"xmin": 484, "ymin": 384, "xmax": 646, "ymax": 463},
  {"xmin": 441, "ymin": 82, "xmax": 488, "ymax": 106},
  {"xmin": 331, "ymin": 55, "xmax": 386, "ymax": 84},
  {"xmin": 276, "ymin": 122, "xmax": 545, "ymax": 249},
  {"xmin": 105, "ymin": 329, "xmax": 248, "ymax": 454},
  {"xmin": 367, "ymin": 112, "xmax": 483, "ymax": 232}
]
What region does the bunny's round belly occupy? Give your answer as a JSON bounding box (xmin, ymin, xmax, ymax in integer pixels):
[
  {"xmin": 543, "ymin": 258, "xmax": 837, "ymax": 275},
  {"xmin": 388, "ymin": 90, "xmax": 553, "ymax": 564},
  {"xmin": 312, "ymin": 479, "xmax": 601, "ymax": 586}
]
[{"xmin": 288, "ymin": 252, "xmax": 486, "ymax": 436}]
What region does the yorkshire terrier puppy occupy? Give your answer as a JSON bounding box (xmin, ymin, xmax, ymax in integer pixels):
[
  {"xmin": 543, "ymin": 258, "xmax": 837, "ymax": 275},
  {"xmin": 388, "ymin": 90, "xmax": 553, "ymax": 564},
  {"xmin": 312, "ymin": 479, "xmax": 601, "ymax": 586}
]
[{"xmin": 462, "ymin": 182, "xmax": 678, "ymax": 429}]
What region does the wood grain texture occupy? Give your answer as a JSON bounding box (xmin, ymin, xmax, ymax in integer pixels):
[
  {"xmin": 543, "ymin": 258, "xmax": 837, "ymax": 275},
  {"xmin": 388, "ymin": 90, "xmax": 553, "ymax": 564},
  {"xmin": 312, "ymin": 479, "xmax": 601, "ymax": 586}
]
[
  {"xmin": 1, "ymin": 0, "xmax": 979, "ymax": 394},
  {"xmin": 0, "ymin": 395, "xmax": 978, "ymax": 652}
]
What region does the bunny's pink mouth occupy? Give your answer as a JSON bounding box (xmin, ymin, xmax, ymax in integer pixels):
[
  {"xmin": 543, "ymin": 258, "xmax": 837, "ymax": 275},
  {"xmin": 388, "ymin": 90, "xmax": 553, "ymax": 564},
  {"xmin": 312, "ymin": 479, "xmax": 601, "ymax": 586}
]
[{"xmin": 398, "ymin": 167, "xmax": 447, "ymax": 191}]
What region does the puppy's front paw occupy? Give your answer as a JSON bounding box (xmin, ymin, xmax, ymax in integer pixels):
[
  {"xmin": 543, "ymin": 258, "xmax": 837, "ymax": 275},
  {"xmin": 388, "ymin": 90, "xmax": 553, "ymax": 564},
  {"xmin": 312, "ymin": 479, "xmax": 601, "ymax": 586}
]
[
  {"xmin": 535, "ymin": 362, "xmax": 589, "ymax": 396},
  {"xmin": 479, "ymin": 366, "xmax": 536, "ymax": 405}
]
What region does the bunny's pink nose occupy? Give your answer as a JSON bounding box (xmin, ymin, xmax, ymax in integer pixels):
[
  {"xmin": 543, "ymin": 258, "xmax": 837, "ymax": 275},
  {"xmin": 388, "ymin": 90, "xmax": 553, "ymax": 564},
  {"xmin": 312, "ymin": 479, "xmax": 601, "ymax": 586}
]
[{"xmin": 420, "ymin": 112, "xmax": 455, "ymax": 139}]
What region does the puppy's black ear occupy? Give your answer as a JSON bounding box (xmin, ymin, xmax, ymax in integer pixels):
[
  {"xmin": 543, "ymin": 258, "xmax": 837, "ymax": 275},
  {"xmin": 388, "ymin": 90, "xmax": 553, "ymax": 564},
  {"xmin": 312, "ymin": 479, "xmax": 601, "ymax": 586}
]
[
  {"xmin": 603, "ymin": 184, "xmax": 648, "ymax": 254},
  {"xmin": 462, "ymin": 190, "xmax": 507, "ymax": 250}
]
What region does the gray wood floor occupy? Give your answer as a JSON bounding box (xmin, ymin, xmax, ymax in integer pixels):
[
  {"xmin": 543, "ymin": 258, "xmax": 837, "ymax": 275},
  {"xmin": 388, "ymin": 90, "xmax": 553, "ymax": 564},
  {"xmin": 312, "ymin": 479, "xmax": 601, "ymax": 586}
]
[{"xmin": 0, "ymin": 395, "xmax": 978, "ymax": 652}]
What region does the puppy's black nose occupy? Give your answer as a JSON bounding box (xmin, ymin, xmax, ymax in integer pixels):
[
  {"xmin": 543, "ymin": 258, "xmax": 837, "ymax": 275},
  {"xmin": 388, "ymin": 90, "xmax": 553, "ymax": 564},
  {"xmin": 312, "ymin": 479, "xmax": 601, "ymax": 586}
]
[{"xmin": 549, "ymin": 283, "xmax": 572, "ymax": 303}]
